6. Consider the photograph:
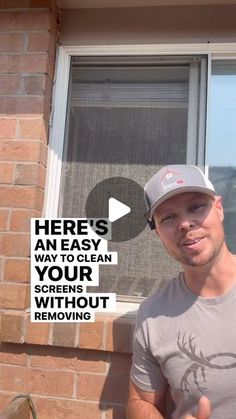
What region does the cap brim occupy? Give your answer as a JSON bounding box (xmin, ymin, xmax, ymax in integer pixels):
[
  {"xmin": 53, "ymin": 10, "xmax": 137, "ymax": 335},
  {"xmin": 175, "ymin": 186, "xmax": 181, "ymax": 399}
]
[{"xmin": 146, "ymin": 186, "xmax": 216, "ymax": 221}]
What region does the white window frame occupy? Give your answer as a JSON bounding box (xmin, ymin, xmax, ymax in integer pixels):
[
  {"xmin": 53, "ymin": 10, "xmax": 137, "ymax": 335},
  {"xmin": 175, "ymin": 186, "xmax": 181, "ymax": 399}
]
[{"xmin": 43, "ymin": 43, "xmax": 236, "ymax": 316}]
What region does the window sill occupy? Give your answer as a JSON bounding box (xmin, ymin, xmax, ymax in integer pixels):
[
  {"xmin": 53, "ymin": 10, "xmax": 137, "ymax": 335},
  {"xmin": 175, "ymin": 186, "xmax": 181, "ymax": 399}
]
[{"xmin": 0, "ymin": 311, "xmax": 137, "ymax": 354}]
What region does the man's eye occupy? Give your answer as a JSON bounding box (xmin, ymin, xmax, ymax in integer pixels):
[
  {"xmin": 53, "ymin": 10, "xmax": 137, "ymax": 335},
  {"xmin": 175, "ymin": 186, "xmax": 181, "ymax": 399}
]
[
  {"xmin": 190, "ymin": 203, "xmax": 206, "ymax": 212},
  {"xmin": 161, "ymin": 214, "xmax": 174, "ymax": 223}
]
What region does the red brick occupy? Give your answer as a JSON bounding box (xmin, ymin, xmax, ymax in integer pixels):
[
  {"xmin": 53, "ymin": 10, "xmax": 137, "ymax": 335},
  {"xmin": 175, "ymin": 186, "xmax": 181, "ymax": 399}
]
[
  {"xmin": 34, "ymin": 397, "xmax": 101, "ymax": 419},
  {"xmin": 0, "ymin": 119, "xmax": 17, "ymax": 139},
  {"xmin": 1, "ymin": 314, "xmax": 24, "ymax": 343},
  {"xmin": 0, "ymin": 33, "xmax": 24, "ymax": 52},
  {"xmin": 0, "ymin": 210, "xmax": 9, "ymax": 231},
  {"xmin": 30, "ymin": 346, "xmax": 108, "ymax": 373},
  {"xmin": 0, "ymin": 96, "xmax": 44, "ymax": 114},
  {"xmin": 44, "ymin": 72, "xmax": 53, "ymax": 103},
  {"xmin": 10, "ymin": 209, "xmax": 38, "ymax": 232},
  {"xmin": 0, "ymin": 365, "xmax": 75, "ymax": 398},
  {"xmin": 0, "ymin": 187, "xmax": 38, "ymax": 209},
  {"xmin": 77, "ymin": 373, "xmax": 106, "ymax": 401},
  {"xmin": 28, "ymin": 32, "xmax": 51, "ymax": 52},
  {"xmin": 106, "ymin": 317, "xmax": 135, "ymax": 353},
  {"xmin": 19, "ymin": 118, "xmax": 44, "ymax": 140},
  {"xmin": 26, "ymin": 317, "xmax": 50, "ymax": 345},
  {"xmin": 22, "ymin": 74, "xmax": 52, "ymax": 112},
  {"xmin": 0, "ymin": 283, "xmax": 28, "ymax": 309},
  {"xmin": 15, "ymin": 164, "xmax": 38, "ymax": 186},
  {"xmin": 39, "ymin": 142, "xmax": 48, "ymax": 165},
  {"xmin": 0, "ymin": 141, "xmax": 42, "ymax": 162},
  {"xmin": 28, "ymin": 32, "xmax": 56, "ymax": 64},
  {"xmin": 0, "ymin": 233, "xmax": 30, "ymax": 257},
  {"xmin": 25, "ymin": 283, "xmax": 30, "ymax": 308},
  {"xmin": 35, "ymin": 188, "xmax": 44, "ymax": 211},
  {"xmin": 43, "ymin": 93, "xmax": 52, "ymax": 127},
  {"xmin": 0, "ymin": 12, "xmax": 52, "ymax": 31},
  {"xmin": 79, "ymin": 319, "xmax": 105, "ymax": 350},
  {"xmin": 52, "ymin": 323, "xmax": 76, "ymax": 347},
  {"xmin": 110, "ymin": 353, "xmax": 132, "ymax": 376},
  {"xmin": 0, "ymin": 163, "xmax": 14, "ymax": 184},
  {"xmin": 0, "ymin": 54, "xmax": 48, "ymax": 74},
  {"xmin": 0, "ymin": 75, "xmax": 21, "ymax": 95},
  {"xmin": 0, "ymin": 259, "xmax": 3, "ymax": 281},
  {"xmin": 38, "ymin": 165, "xmax": 46, "ymax": 188},
  {"xmin": 4, "ymin": 258, "xmax": 30, "ymax": 282},
  {"xmin": 99, "ymin": 375, "xmax": 129, "ymax": 404},
  {"xmin": 0, "ymin": 343, "xmax": 27, "ymax": 366},
  {"xmin": 23, "ymin": 74, "xmax": 47, "ymax": 95},
  {"xmin": 46, "ymin": 51, "xmax": 56, "ymax": 80},
  {"xmin": 78, "ymin": 373, "xmax": 129, "ymax": 404}
]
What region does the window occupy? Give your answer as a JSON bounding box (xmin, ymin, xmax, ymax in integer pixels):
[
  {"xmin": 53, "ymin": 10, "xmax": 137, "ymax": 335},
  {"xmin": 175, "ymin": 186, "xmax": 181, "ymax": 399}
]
[
  {"xmin": 206, "ymin": 60, "xmax": 236, "ymax": 252},
  {"xmin": 57, "ymin": 55, "xmax": 207, "ymax": 301}
]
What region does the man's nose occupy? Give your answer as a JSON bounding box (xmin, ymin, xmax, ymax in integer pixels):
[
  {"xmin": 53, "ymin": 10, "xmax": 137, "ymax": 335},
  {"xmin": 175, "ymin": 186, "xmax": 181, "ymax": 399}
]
[{"xmin": 178, "ymin": 215, "xmax": 195, "ymax": 231}]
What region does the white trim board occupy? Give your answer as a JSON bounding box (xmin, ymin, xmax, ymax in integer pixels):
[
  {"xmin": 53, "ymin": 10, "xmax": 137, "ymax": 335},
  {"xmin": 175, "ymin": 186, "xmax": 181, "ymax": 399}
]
[{"xmin": 61, "ymin": 43, "xmax": 236, "ymax": 56}]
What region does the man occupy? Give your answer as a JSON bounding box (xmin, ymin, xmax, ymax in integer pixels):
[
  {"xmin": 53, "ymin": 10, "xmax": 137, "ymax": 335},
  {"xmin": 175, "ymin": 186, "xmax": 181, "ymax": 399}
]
[{"xmin": 126, "ymin": 165, "xmax": 236, "ymax": 419}]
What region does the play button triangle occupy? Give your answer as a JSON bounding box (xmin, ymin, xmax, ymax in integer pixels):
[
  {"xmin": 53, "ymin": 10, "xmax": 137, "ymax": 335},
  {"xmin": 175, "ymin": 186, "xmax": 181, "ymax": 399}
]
[
  {"xmin": 86, "ymin": 176, "xmax": 146, "ymax": 241},
  {"xmin": 108, "ymin": 197, "xmax": 131, "ymax": 222}
]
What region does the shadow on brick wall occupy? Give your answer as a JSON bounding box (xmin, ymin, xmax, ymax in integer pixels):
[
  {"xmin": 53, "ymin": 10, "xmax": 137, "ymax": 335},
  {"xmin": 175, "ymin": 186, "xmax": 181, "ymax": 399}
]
[
  {"xmin": 98, "ymin": 312, "xmax": 175, "ymax": 419},
  {"xmin": 99, "ymin": 313, "xmax": 135, "ymax": 419}
]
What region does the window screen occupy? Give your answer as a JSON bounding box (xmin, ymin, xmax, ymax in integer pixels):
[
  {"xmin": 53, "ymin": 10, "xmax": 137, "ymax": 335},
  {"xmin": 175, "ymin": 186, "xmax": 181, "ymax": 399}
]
[{"xmin": 59, "ymin": 56, "xmax": 207, "ymax": 301}]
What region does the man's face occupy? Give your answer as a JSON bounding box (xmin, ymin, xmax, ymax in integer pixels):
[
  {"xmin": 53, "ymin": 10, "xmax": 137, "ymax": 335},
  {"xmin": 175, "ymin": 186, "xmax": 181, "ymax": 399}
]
[{"xmin": 153, "ymin": 192, "xmax": 225, "ymax": 268}]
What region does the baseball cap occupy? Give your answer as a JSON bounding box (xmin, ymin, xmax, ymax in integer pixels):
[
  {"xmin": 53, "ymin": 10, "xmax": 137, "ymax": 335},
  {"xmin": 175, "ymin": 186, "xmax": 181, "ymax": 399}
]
[{"xmin": 144, "ymin": 164, "xmax": 216, "ymax": 229}]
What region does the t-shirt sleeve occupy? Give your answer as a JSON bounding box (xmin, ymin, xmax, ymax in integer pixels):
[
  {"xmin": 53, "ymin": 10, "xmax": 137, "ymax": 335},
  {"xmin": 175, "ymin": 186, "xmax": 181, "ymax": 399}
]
[{"xmin": 130, "ymin": 303, "xmax": 168, "ymax": 393}]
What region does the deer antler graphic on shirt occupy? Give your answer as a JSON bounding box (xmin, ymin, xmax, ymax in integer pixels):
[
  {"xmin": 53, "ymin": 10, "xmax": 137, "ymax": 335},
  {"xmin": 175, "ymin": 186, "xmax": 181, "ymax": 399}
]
[{"xmin": 177, "ymin": 332, "xmax": 236, "ymax": 395}]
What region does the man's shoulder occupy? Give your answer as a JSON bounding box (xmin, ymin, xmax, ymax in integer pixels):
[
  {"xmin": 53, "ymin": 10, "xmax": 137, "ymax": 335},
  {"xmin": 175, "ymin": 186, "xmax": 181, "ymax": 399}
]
[{"xmin": 138, "ymin": 273, "xmax": 183, "ymax": 320}]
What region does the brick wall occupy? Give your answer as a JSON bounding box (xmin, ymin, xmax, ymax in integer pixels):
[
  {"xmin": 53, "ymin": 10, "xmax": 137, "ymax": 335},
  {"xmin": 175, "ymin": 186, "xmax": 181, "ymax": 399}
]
[
  {"xmin": 0, "ymin": 315, "xmax": 134, "ymax": 418},
  {"xmin": 0, "ymin": 342, "xmax": 131, "ymax": 419},
  {"xmin": 0, "ymin": 0, "xmax": 57, "ymax": 310},
  {"xmin": 0, "ymin": 312, "xmax": 134, "ymax": 418},
  {"xmin": 0, "ymin": 2, "xmax": 133, "ymax": 418},
  {"xmin": 0, "ymin": 312, "xmax": 134, "ymax": 419}
]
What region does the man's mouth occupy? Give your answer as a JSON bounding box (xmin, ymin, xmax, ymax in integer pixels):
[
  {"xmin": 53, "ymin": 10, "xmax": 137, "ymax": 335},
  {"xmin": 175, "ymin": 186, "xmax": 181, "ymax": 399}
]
[{"xmin": 182, "ymin": 237, "xmax": 203, "ymax": 247}]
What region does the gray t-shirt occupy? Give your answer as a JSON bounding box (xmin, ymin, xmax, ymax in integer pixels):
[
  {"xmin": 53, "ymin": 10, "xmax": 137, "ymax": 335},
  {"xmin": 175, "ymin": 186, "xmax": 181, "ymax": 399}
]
[{"xmin": 131, "ymin": 273, "xmax": 236, "ymax": 418}]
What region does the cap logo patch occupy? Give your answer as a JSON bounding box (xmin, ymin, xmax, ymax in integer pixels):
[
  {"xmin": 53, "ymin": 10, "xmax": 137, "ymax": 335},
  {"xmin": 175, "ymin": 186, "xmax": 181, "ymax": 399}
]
[{"xmin": 161, "ymin": 169, "xmax": 184, "ymax": 190}]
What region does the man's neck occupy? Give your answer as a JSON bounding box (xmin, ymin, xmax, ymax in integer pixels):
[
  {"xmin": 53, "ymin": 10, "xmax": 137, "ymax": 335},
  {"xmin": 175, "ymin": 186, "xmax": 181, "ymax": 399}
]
[{"xmin": 183, "ymin": 245, "xmax": 236, "ymax": 298}]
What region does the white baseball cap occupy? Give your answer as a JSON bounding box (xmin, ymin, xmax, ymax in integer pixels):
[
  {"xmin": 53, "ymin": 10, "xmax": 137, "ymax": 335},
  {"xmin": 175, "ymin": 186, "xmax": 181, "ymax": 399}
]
[{"xmin": 144, "ymin": 165, "xmax": 216, "ymax": 229}]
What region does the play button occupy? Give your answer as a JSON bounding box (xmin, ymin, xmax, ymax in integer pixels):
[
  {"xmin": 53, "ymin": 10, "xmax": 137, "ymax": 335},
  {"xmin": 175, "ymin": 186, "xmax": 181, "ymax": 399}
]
[
  {"xmin": 85, "ymin": 177, "xmax": 146, "ymax": 242},
  {"xmin": 109, "ymin": 198, "xmax": 130, "ymax": 222}
]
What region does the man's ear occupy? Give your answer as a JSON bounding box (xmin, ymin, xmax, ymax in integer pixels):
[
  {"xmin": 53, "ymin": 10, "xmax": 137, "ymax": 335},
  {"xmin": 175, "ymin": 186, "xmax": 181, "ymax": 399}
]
[
  {"xmin": 154, "ymin": 221, "xmax": 160, "ymax": 237},
  {"xmin": 215, "ymin": 195, "xmax": 224, "ymax": 222}
]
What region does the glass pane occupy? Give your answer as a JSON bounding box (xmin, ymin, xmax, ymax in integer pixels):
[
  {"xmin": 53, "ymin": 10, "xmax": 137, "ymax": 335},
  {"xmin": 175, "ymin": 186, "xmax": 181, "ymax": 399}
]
[
  {"xmin": 206, "ymin": 60, "xmax": 236, "ymax": 252},
  {"xmin": 59, "ymin": 56, "xmax": 204, "ymax": 300}
]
